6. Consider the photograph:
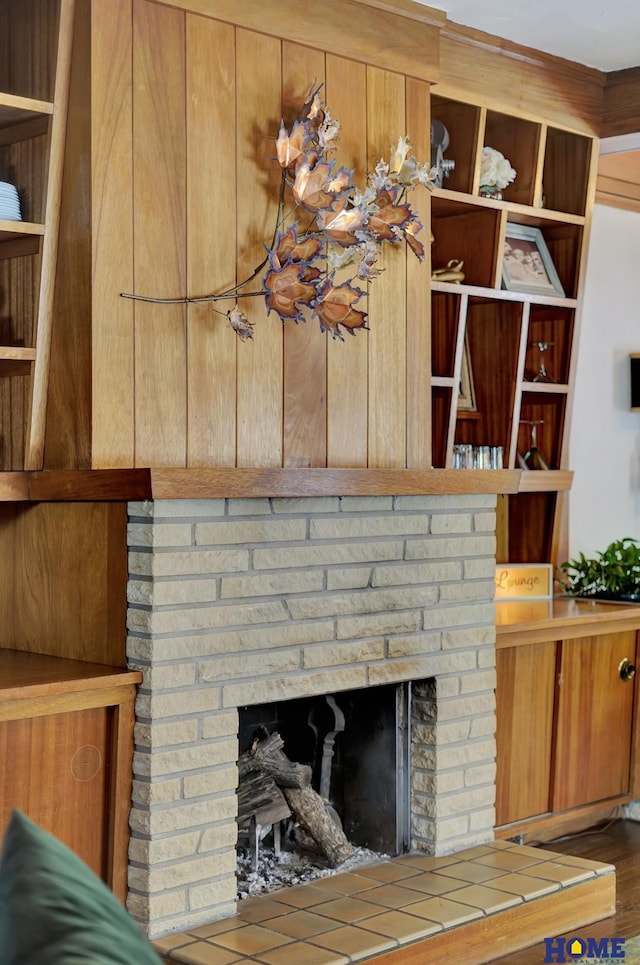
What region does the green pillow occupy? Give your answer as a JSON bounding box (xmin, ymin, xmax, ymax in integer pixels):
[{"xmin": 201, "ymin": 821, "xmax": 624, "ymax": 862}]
[{"xmin": 0, "ymin": 810, "xmax": 161, "ymax": 965}]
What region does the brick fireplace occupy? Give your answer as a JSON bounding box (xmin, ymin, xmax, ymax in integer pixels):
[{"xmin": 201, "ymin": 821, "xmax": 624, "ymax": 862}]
[{"xmin": 125, "ymin": 494, "xmax": 498, "ymax": 939}]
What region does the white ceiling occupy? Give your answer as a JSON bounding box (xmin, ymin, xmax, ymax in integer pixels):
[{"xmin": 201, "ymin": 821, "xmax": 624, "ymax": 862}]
[{"xmin": 419, "ymin": 0, "xmax": 640, "ymax": 72}]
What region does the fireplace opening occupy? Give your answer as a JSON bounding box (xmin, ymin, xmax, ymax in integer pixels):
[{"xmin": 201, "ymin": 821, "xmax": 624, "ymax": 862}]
[{"xmin": 237, "ymin": 682, "xmax": 411, "ymax": 895}]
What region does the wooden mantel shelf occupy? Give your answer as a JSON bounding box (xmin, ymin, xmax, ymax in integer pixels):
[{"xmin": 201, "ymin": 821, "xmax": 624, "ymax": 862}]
[{"xmin": 0, "ymin": 467, "xmax": 526, "ymax": 502}]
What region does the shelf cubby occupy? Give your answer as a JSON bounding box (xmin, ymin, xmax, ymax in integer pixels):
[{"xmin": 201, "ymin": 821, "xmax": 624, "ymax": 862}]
[
  {"xmin": 430, "ymin": 95, "xmax": 481, "ymax": 195},
  {"xmin": 483, "ymin": 110, "xmax": 542, "ymax": 207},
  {"xmin": 431, "ymin": 197, "xmax": 502, "ymax": 288},
  {"xmin": 542, "ymin": 127, "xmax": 593, "ymax": 217}
]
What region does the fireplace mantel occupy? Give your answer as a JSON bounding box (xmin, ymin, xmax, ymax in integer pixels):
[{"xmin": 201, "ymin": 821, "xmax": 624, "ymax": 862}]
[{"xmin": 0, "ymin": 466, "xmax": 544, "ymax": 502}]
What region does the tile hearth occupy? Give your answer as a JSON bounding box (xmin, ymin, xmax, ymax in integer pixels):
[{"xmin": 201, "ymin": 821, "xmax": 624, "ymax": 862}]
[{"xmin": 154, "ymin": 840, "xmax": 615, "ymax": 965}]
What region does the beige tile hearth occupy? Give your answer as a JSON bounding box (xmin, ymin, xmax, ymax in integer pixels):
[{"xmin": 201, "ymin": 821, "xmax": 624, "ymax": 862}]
[{"xmin": 155, "ymin": 841, "xmax": 615, "ymax": 965}]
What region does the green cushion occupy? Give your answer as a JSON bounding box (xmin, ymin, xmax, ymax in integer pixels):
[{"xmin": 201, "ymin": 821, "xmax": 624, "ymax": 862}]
[{"xmin": 0, "ymin": 810, "xmax": 161, "ymax": 965}]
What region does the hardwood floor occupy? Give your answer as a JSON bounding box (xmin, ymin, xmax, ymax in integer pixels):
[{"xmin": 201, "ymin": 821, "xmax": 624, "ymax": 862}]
[{"xmin": 487, "ymin": 818, "xmax": 640, "ymax": 964}]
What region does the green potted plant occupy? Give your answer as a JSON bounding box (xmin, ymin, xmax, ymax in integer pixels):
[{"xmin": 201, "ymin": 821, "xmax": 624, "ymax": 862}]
[{"xmin": 559, "ymin": 537, "xmax": 640, "ymax": 602}]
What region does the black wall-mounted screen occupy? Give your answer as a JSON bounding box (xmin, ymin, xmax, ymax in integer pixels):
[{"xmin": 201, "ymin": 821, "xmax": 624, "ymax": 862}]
[{"xmin": 631, "ymin": 355, "xmax": 640, "ymax": 411}]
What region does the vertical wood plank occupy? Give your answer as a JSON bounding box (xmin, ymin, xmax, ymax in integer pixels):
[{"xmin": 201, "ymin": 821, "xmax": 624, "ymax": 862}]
[
  {"xmin": 282, "ymin": 42, "xmax": 327, "ymax": 468},
  {"xmin": 185, "ymin": 15, "xmax": 237, "ymax": 466},
  {"xmin": 132, "ymin": 0, "xmax": 187, "ymax": 466},
  {"xmin": 325, "ymin": 55, "xmax": 368, "ymax": 467},
  {"xmin": 405, "ymin": 77, "xmax": 432, "ymax": 468},
  {"xmin": 366, "ymin": 66, "xmax": 407, "ymax": 468},
  {"xmin": 235, "ymin": 29, "xmax": 283, "ymax": 467},
  {"xmin": 91, "ymin": 0, "xmax": 135, "ymax": 467}
]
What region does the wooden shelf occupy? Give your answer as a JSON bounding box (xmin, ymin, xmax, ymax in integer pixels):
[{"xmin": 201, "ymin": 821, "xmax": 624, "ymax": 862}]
[
  {"xmin": 431, "ymin": 279, "xmax": 578, "ymax": 308},
  {"xmin": 432, "ymin": 187, "xmax": 587, "ymax": 226},
  {"xmin": 521, "ymin": 381, "xmax": 569, "ymax": 394},
  {"xmin": 516, "ymin": 469, "xmax": 573, "ymax": 492},
  {"xmin": 0, "ymin": 467, "xmax": 524, "ymax": 501},
  {"xmin": 0, "ymin": 92, "xmax": 53, "ymax": 128},
  {"xmin": 496, "ymin": 596, "xmax": 640, "ymax": 645},
  {"xmin": 0, "ymin": 346, "xmax": 36, "ymax": 361}
]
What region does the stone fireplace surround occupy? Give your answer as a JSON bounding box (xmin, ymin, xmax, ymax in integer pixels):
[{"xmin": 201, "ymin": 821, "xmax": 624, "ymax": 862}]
[{"xmin": 125, "ymin": 494, "xmax": 498, "ymax": 939}]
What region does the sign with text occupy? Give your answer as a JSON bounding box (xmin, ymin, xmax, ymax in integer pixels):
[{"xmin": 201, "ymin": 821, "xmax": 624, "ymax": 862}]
[{"xmin": 495, "ymin": 563, "xmax": 553, "ymax": 600}]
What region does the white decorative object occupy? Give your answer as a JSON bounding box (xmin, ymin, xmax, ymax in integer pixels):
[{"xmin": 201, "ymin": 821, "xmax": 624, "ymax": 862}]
[{"xmin": 479, "ymin": 146, "xmax": 516, "ymax": 198}]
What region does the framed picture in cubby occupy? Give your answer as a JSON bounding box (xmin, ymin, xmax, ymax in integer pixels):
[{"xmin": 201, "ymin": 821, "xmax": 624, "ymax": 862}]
[{"xmin": 502, "ymin": 224, "xmax": 565, "ymax": 297}]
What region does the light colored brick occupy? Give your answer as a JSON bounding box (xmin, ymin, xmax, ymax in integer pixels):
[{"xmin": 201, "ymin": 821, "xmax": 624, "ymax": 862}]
[
  {"xmin": 135, "ymin": 718, "xmax": 199, "ymax": 749},
  {"xmin": 199, "ymin": 649, "xmax": 301, "ymax": 684},
  {"xmin": 469, "ymin": 807, "xmax": 496, "ymax": 832},
  {"xmin": 271, "ymin": 497, "xmax": 340, "ymax": 514},
  {"xmin": 141, "ymin": 663, "xmax": 198, "ymax": 691},
  {"xmin": 438, "ymin": 580, "xmax": 496, "ymax": 603},
  {"xmin": 131, "ymin": 778, "xmax": 181, "ymax": 806},
  {"xmin": 195, "ymin": 518, "xmax": 306, "ymax": 545},
  {"xmin": 368, "ymin": 656, "xmax": 441, "ymax": 686},
  {"xmin": 220, "ymin": 570, "xmax": 324, "ymax": 599},
  {"xmin": 424, "ymin": 786, "xmax": 496, "ymax": 819},
  {"xmin": 474, "ymin": 512, "xmax": 496, "ymax": 532},
  {"xmin": 135, "ymin": 688, "xmax": 220, "ymax": 720},
  {"xmin": 129, "ymin": 832, "xmax": 200, "ymax": 865},
  {"xmin": 429, "ymin": 514, "xmax": 473, "ymax": 535},
  {"xmin": 128, "ymin": 500, "xmax": 153, "ymax": 518},
  {"xmin": 395, "ymin": 495, "xmax": 495, "ymax": 511},
  {"xmin": 413, "ymin": 718, "xmax": 471, "ymax": 745},
  {"xmin": 460, "ymin": 670, "xmax": 497, "ymax": 694},
  {"xmin": 136, "ymin": 740, "xmax": 238, "ymax": 779},
  {"xmin": 465, "ymin": 763, "xmax": 497, "ymax": 787},
  {"xmin": 326, "ymin": 566, "xmax": 372, "ymax": 590},
  {"xmin": 422, "ymin": 603, "xmax": 495, "ymax": 632},
  {"xmin": 387, "ymin": 632, "xmax": 441, "ymax": 658},
  {"xmin": 200, "ymin": 712, "xmax": 238, "ymax": 741},
  {"xmin": 288, "ymin": 585, "xmax": 438, "ymax": 621},
  {"xmin": 183, "ymin": 768, "xmax": 238, "ymax": 799},
  {"xmin": 372, "ymin": 560, "xmax": 462, "ymax": 587},
  {"xmin": 227, "ymin": 498, "xmax": 271, "ymax": 515},
  {"xmin": 127, "ymin": 599, "xmax": 289, "ymax": 634},
  {"xmin": 337, "ymin": 610, "xmax": 422, "ymax": 639},
  {"xmin": 470, "ymin": 714, "xmax": 497, "ymax": 739},
  {"xmin": 436, "ymin": 692, "xmax": 495, "ymax": 722},
  {"xmin": 303, "ymin": 639, "xmax": 384, "ymax": 669},
  {"xmin": 128, "ymin": 522, "xmax": 193, "ymax": 547},
  {"xmin": 442, "ymin": 624, "xmax": 495, "ymax": 648},
  {"xmin": 149, "ymin": 499, "xmax": 226, "ymax": 518},
  {"xmin": 127, "ymin": 890, "xmax": 187, "ymax": 925},
  {"xmin": 222, "ymin": 667, "xmax": 368, "ymax": 708},
  {"xmin": 340, "ymin": 496, "xmax": 394, "ymax": 512},
  {"xmin": 188, "ymin": 879, "xmax": 238, "ymax": 912},
  {"xmin": 310, "ymin": 516, "xmax": 429, "ymax": 540},
  {"xmin": 464, "ymin": 557, "xmax": 498, "ymax": 579},
  {"xmin": 131, "ymin": 578, "xmax": 218, "ymax": 606},
  {"xmin": 131, "ymin": 851, "xmax": 237, "ymax": 893},
  {"xmin": 130, "ymin": 549, "xmax": 249, "ymax": 577},
  {"xmin": 130, "ymin": 797, "xmax": 238, "ymax": 836},
  {"xmin": 254, "ymin": 540, "xmax": 403, "ymax": 570},
  {"xmin": 412, "ymin": 770, "xmax": 464, "ymax": 795},
  {"xmin": 199, "ymin": 823, "xmax": 239, "ymax": 852},
  {"xmin": 405, "ymin": 535, "xmax": 496, "ymax": 560}
]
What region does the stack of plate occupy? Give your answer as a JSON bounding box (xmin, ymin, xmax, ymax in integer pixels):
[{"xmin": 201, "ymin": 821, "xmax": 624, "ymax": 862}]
[{"xmin": 0, "ymin": 182, "xmax": 22, "ymax": 221}]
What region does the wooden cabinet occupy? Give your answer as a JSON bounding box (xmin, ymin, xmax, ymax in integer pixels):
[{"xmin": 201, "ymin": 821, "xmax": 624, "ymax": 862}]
[
  {"xmin": 0, "ymin": 649, "xmax": 141, "ymax": 901},
  {"xmin": 551, "ymin": 630, "xmax": 637, "ymax": 811},
  {"xmin": 429, "ymin": 93, "xmax": 597, "ymax": 564},
  {"xmin": 496, "ymin": 600, "xmax": 640, "ymax": 839}
]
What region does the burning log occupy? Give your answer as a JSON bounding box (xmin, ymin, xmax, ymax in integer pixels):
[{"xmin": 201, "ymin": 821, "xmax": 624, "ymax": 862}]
[{"xmin": 238, "ymin": 729, "xmax": 354, "ymax": 868}]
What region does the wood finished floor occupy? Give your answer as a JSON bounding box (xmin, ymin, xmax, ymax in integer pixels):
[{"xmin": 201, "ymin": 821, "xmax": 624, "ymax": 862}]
[{"xmin": 487, "ymin": 818, "xmax": 640, "ymax": 964}]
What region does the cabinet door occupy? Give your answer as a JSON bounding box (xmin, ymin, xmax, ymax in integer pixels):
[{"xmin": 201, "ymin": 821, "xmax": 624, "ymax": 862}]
[
  {"xmin": 496, "ymin": 640, "xmax": 557, "ymax": 826},
  {"xmin": 551, "ymin": 631, "xmax": 637, "ymax": 811}
]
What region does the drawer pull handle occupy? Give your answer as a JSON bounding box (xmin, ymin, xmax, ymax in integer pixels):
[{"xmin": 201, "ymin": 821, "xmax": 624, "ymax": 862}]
[{"xmin": 619, "ymin": 658, "xmax": 636, "ymax": 682}]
